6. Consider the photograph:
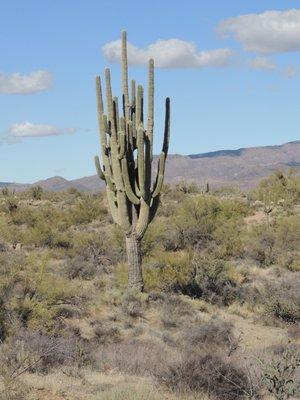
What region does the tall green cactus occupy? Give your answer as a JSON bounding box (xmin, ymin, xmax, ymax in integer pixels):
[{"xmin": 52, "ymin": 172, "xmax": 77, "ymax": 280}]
[{"xmin": 95, "ymin": 31, "xmax": 170, "ymax": 291}]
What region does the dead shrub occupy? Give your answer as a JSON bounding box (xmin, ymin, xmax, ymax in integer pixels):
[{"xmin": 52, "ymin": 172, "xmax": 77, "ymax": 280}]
[
  {"xmin": 94, "ymin": 339, "xmax": 171, "ymax": 376},
  {"xmin": 64, "ymin": 256, "xmax": 98, "ymax": 280},
  {"xmin": 181, "ymin": 317, "xmax": 235, "ymax": 353},
  {"xmin": 158, "ymin": 353, "xmax": 256, "ymax": 400},
  {"xmin": 0, "ymin": 330, "xmax": 91, "ymax": 375},
  {"xmin": 159, "ymin": 295, "xmax": 191, "ymax": 328},
  {"xmin": 121, "ymin": 289, "xmax": 144, "ymax": 318},
  {"xmin": 91, "ymin": 320, "xmax": 121, "ymax": 344}
]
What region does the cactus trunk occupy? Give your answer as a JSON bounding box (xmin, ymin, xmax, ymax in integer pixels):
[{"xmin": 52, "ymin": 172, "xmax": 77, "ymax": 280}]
[
  {"xmin": 126, "ymin": 236, "xmax": 143, "ymax": 291},
  {"xmin": 94, "ymin": 31, "xmax": 170, "ymax": 290}
]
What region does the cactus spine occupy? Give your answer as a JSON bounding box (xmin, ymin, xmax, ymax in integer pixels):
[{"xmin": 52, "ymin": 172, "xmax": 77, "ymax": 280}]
[{"xmin": 95, "ymin": 31, "xmax": 170, "ymax": 291}]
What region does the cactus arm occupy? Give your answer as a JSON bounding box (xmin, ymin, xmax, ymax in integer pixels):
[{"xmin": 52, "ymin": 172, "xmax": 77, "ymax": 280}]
[
  {"xmin": 113, "ymin": 96, "xmax": 120, "ymax": 133},
  {"xmin": 105, "ymin": 68, "xmax": 114, "ymax": 123},
  {"xmin": 94, "ymin": 156, "xmax": 115, "ymax": 191},
  {"xmin": 94, "ymin": 155, "xmax": 105, "ymax": 180},
  {"xmin": 95, "ymin": 77, "xmax": 115, "ymax": 186},
  {"xmin": 135, "ymin": 199, "xmax": 150, "ymax": 240},
  {"xmin": 134, "ymin": 172, "xmax": 141, "ymax": 197},
  {"xmin": 147, "ymin": 59, "xmax": 154, "ymax": 157},
  {"xmin": 121, "ymin": 158, "xmax": 140, "ymax": 205},
  {"xmin": 106, "ymin": 188, "xmax": 120, "ymax": 224},
  {"xmin": 149, "ymin": 195, "xmax": 160, "ymax": 223},
  {"xmin": 162, "ymin": 97, "xmax": 171, "ymax": 154},
  {"xmin": 96, "ymin": 76, "xmax": 104, "ymax": 115},
  {"xmin": 137, "ymin": 126, "xmax": 145, "ymax": 198},
  {"xmin": 136, "ymin": 85, "xmax": 143, "ymax": 127},
  {"xmin": 122, "ymin": 31, "xmax": 130, "ymax": 120},
  {"xmin": 127, "ymin": 120, "xmax": 134, "ymax": 148},
  {"xmin": 152, "ymin": 152, "xmax": 166, "ymax": 198},
  {"xmin": 118, "ymin": 117, "xmax": 126, "ymax": 159},
  {"xmin": 116, "ymin": 191, "xmax": 131, "ymax": 233},
  {"xmin": 118, "ymin": 132, "xmax": 126, "ymax": 160},
  {"xmin": 130, "ymin": 80, "xmax": 136, "ymax": 109}
]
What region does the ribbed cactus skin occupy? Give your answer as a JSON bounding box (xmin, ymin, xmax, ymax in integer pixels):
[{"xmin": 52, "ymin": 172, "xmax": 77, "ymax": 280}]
[{"xmin": 95, "ymin": 31, "xmax": 170, "ymax": 290}]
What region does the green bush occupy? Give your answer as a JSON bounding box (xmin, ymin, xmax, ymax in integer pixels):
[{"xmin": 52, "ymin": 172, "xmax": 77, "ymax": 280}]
[
  {"xmin": 244, "ymin": 215, "xmax": 300, "ymax": 268},
  {"xmin": 144, "ymin": 251, "xmax": 194, "ymax": 292},
  {"xmin": 0, "ymin": 252, "xmax": 85, "ymax": 333},
  {"xmin": 29, "ymin": 185, "xmax": 43, "ymax": 200},
  {"xmin": 253, "ymin": 170, "xmax": 300, "ymax": 209}
]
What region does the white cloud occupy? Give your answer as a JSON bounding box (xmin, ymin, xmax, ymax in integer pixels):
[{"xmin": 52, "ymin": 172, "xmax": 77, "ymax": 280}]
[
  {"xmin": 283, "ymin": 65, "xmax": 297, "ymax": 78},
  {"xmin": 102, "ymin": 38, "xmax": 233, "ymax": 68},
  {"xmin": 250, "ymin": 56, "xmax": 276, "ymax": 71},
  {"xmin": 0, "ymin": 70, "xmax": 53, "ymax": 94},
  {"xmin": 4, "ymin": 122, "xmax": 76, "ymax": 143},
  {"xmin": 218, "ymin": 9, "xmax": 300, "ymax": 53}
]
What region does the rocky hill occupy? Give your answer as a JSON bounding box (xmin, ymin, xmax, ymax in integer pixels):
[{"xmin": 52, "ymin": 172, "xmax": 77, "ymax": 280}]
[{"xmin": 3, "ymin": 140, "xmax": 299, "ymax": 192}]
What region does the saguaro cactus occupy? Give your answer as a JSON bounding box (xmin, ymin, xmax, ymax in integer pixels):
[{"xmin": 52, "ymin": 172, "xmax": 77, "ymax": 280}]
[{"xmin": 94, "ymin": 31, "xmax": 170, "ymax": 291}]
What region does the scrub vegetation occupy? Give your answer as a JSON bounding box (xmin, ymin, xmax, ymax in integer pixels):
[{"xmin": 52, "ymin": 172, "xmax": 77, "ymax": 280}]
[{"xmin": 0, "ymin": 170, "xmax": 299, "ymax": 399}]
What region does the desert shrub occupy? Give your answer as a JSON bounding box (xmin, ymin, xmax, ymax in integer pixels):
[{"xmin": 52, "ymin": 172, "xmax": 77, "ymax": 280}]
[
  {"xmin": 244, "ymin": 225, "xmax": 277, "ymax": 266},
  {"xmin": 287, "ymin": 324, "xmax": 300, "ymax": 340},
  {"xmin": 266, "ymin": 299, "xmax": 299, "ymax": 323},
  {"xmin": 0, "ymin": 252, "xmax": 85, "ymax": 332},
  {"xmin": 159, "ymin": 295, "xmax": 191, "ymax": 328},
  {"xmin": 176, "ymin": 180, "xmax": 200, "ymax": 194},
  {"xmin": 95, "ymin": 339, "xmax": 171, "ymax": 376},
  {"xmin": 181, "ymin": 317, "xmax": 234, "ymax": 353},
  {"xmin": 0, "ymin": 329, "xmax": 90, "ymax": 375},
  {"xmin": 253, "ymin": 170, "xmax": 300, "ymax": 209},
  {"xmin": 29, "ymin": 185, "xmax": 43, "ymax": 200},
  {"xmin": 121, "ymin": 289, "xmax": 144, "ymax": 318},
  {"xmin": 213, "ymin": 218, "xmax": 244, "ymax": 258},
  {"xmin": 192, "ymin": 254, "xmax": 242, "ymax": 305},
  {"xmin": 169, "ymin": 196, "xmax": 222, "ymax": 250},
  {"xmin": 164, "ymin": 195, "xmax": 248, "ymax": 252},
  {"xmin": 91, "ymin": 384, "xmax": 164, "ymax": 400},
  {"xmin": 144, "ymin": 251, "xmax": 243, "ymax": 304},
  {"xmin": 64, "ymin": 256, "xmax": 98, "ymax": 280},
  {"xmin": 72, "ymin": 231, "xmax": 116, "ymax": 267},
  {"xmin": 91, "ymin": 320, "xmax": 121, "ymax": 344},
  {"xmin": 158, "ymin": 353, "xmax": 255, "ymax": 399},
  {"xmin": 275, "ymin": 215, "xmax": 300, "ymax": 270},
  {"xmin": 262, "ymin": 345, "xmax": 300, "ymax": 399},
  {"xmin": 68, "ymin": 194, "xmax": 107, "ymax": 225},
  {"xmin": 142, "ymin": 219, "xmax": 168, "ymax": 256},
  {"xmin": 7, "ymin": 204, "xmax": 36, "ymax": 227},
  {"xmin": 263, "ymin": 276, "xmax": 300, "ymax": 323},
  {"xmin": 3, "ymin": 197, "xmax": 18, "ymax": 214},
  {"xmin": 1, "ymin": 187, "xmax": 10, "ymax": 196},
  {"xmin": 244, "ymin": 213, "xmax": 300, "ymax": 268},
  {"xmin": 144, "ymin": 251, "xmax": 194, "ymax": 292},
  {"xmin": 213, "ymin": 186, "xmax": 242, "ymax": 196},
  {"xmin": 25, "ymin": 221, "xmax": 72, "ymax": 248}
]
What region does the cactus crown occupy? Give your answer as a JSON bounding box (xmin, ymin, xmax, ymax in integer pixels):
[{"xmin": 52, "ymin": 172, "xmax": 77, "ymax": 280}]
[{"xmin": 95, "ymin": 31, "xmax": 170, "ymax": 239}]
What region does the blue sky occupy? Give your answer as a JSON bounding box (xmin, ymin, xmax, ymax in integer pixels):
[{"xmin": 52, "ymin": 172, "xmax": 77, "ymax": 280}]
[{"xmin": 1, "ymin": 0, "xmax": 299, "ymax": 183}]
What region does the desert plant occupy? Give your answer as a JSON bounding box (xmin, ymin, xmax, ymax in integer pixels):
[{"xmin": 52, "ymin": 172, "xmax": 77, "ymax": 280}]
[
  {"xmin": 181, "ymin": 318, "xmax": 235, "ymax": 353},
  {"xmin": 30, "ymin": 185, "xmax": 43, "ymax": 200},
  {"xmin": 1, "ymin": 187, "xmax": 10, "ymax": 196},
  {"xmin": 95, "ymin": 339, "xmax": 170, "ymax": 376},
  {"xmin": 158, "ymin": 353, "xmax": 256, "ymax": 399},
  {"xmin": 262, "ymin": 346, "xmax": 300, "ymax": 399},
  {"xmin": 94, "ymin": 31, "xmax": 170, "ymax": 291}
]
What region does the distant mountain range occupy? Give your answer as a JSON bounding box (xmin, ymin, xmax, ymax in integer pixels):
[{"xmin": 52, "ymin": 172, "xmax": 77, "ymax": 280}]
[{"xmin": 2, "ymin": 140, "xmax": 299, "ymax": 192}]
